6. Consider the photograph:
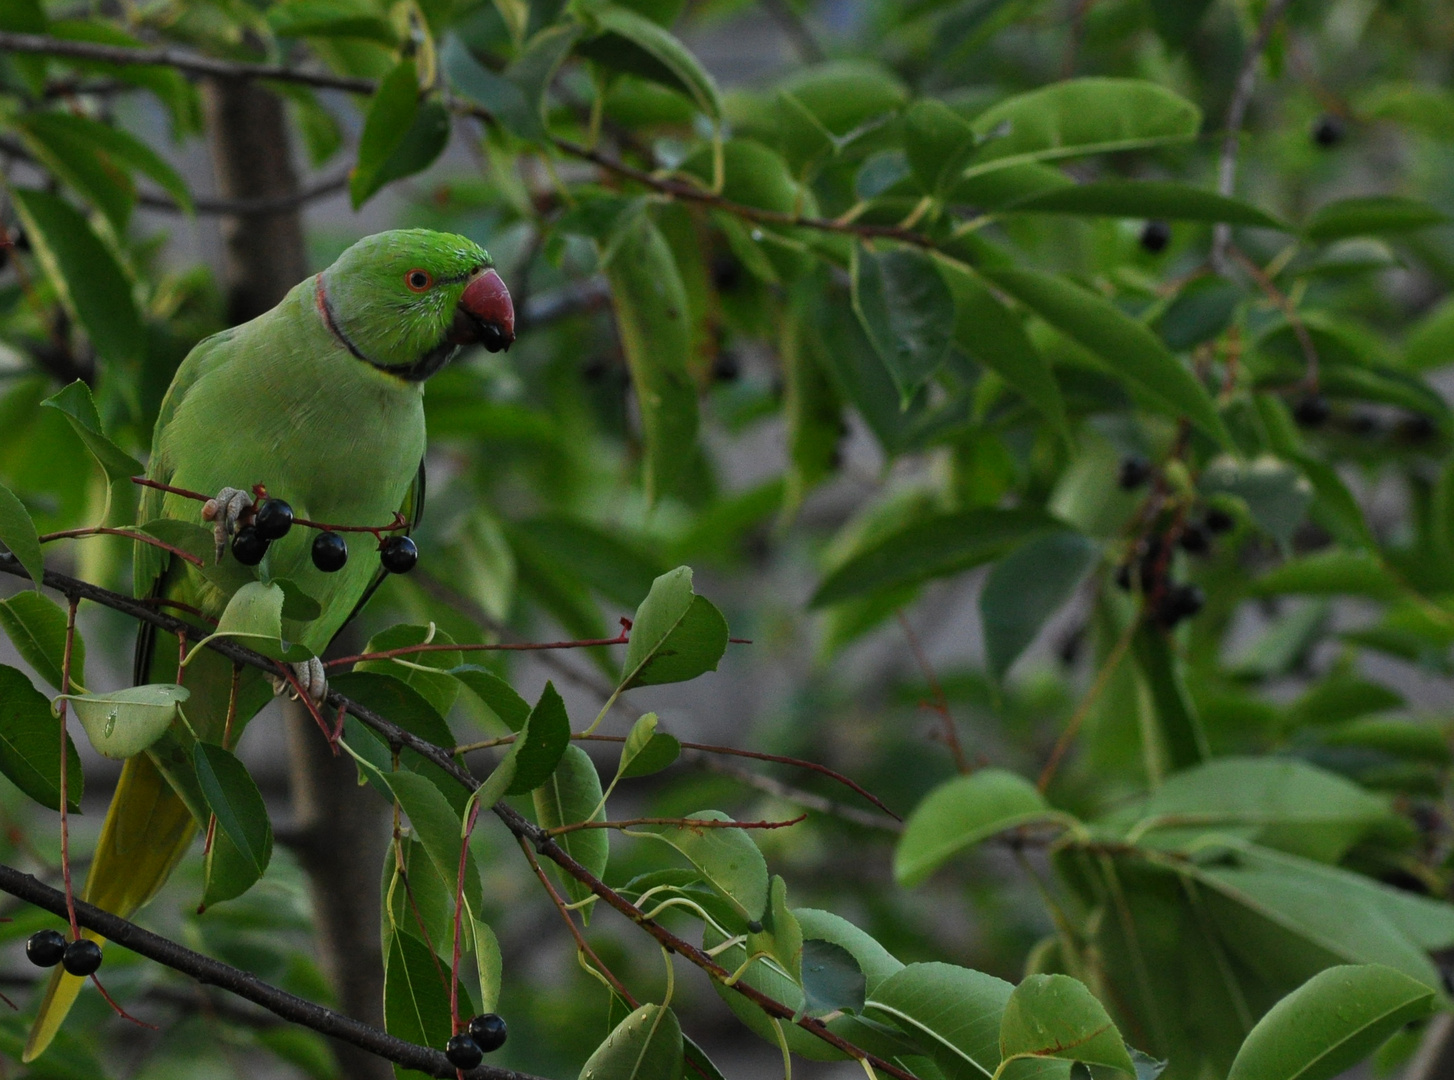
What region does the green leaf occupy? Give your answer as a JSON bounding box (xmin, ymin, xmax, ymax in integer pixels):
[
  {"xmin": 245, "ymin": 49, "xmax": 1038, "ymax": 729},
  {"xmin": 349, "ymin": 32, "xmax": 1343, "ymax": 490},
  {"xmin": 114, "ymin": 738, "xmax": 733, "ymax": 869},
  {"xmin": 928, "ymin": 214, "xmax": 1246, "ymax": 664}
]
[
  {"xmin": 1250, "ymin": 551, "xmax": 1401, "ymax": 601},
  {"xmin": 981, "ymin": 531, "xmax": 1098, "ymax": 680},
  {"xmin": 1304, "ymin": 196, "xmax": 1448, "ymax": 242},
  {"xmin": 939, "ymin": 264, "xmax": 1067, "ymax": 439},
  {"xmin": 0, "ymin": 664, "xmax": 82, "ymax": 812},
  {"xmin": 577, "ymin": 1003, "xmax": 683, "ymax": 1080},
  {"xmin": 507, "ymin": 681, "xmax": 572, "ymax": 795},
  {"xmin": 801, "ymin": 939, "xmax": 867, "ymax": 1017},
  {"xmin": 506, "ymin": 23, "xmax": 582, "ymax": 133},
  {"xmin": 331, "ymin": 671, "xmax": 463, "ymax": 810},
  {"xmin": 468, "ymin": 911, "xmax": 502, "ymax": 1014},
  {"xmin": 896, "ymin": 770, "xmax": 1062, "ymax": 887},
  {"xmin": 451, "ymin": 665, "xmax": 531, "ymax": 732},
  {"xmin": 1000, "ymin": 974, "xmax": 1134, "ymax": 1075},
  {"xmin": 811, "ymin": 508, "xmax": 1057, "ymax": 608},
  {"xmin": 851, "ymin": 245, "xmax": 956, "ymax": 405},
  {"xmin": 747, "ymin": 874, "xmax": 803, "ymax": 983},
  {"xmin": 267, "ymin": 0, "xmax": 399, "ymax": 44},
  {"xmin": 11, "ymin": 189, "xmax": 145, "ymax": 365},
  {"xmin": 980, "ymin": 266, "xmax": 1231, "ymax": 447},
  {"xmin": 357, "ymin": 624, "xmax": 460, "ymax": 718},
  {"xmin": 1002, "ymin": 181, "xmax": 1288, "ymax": 229},
  {"xmin": 350, "ymin": 57, "xmax": 422, "ymax": 209},
  {"xmin": 599, "ymin": 208, "xmax": 700, "ymax": 502},
  {"xmin": 512, "ymin": 516, "xmax": 664, "ymax": 608},
  {"xmin": 1132, "ymin": 624, "xmax": 1209, "ymax": 773},
  {"xmin": 1404, "ymin": 296, "xmax": 1454, "ymax": 372},
  {"xmin": 66, "ymin": 684, "xmax": 187, "ymax": 760},
  {"xmin": 865, "ymin": 961, "xmax": 1015, "ymax": 1079},
  {"xmin": 637, "ymin": 809, "xmax": 769, "ymax": 924},
  {"xmin": 384, "ymin": 836, "xmax": 454, "ymax": 959},
  {"xmin": 15, "ymin": 112, "xmax": 135, "ymax": 231},
  {"xmin": 20, "ymin": 111, "xmax": 194, "ymax": 217},
  {"xmin": 533, "ymin": 745, "xmax": 609, "ymax": 912},
  {"xmin": 572, "ymin": 0, "xmax": 721, "ymax": 120},
  {"xmin": 40, "ymin": 381, "xmax": 144, "ymax": 529},
  {"xmin": 442, "ymin": 33, "xmax": 545, "ymax": 141},
  {"xmin": 965, "ymin": 78, "xmax": 1201, "ymax": 177},
  {"xmin": 194, "ymin": 741, "xmax": 273, "ymax": 877},
  {"xmin": 1199, "ymin": 455, "xmax": 1314, "ymax": 547},
  {"xmin": 1226, "ymin": 964, "xmax": 1434, "ymax": 1080},
  {"xmin": 381, "ymin": 769, "xmax": 482, "ymax": 918},
  {"xmin": 273, "ymin": 578, "xmax": 322, "ymax": 623},
  {"xmin": 903, "ymin": 99, "xmax": 979, "ymax": 195},
  {"xmin": 619, "ymin": 719, "xmax": 680, "ymax": 779},
  {"xmin": 0, "ymin": 483, "xmax": 44, "ymax": 589},
  {"xmin": 192, "ymin": 582, "xmax": 312, "ymax": 664},
  {"xmin": 619, "ymin": 567, "xmax": 729, "ymax": 691},
  {"xmin": 0, "ymin": 592, "xmax": 84, "ymax": 690},
  {"xmin": 384, "ymin": 931, "xmax": 473, "ymax": 1080},
  {"xmin": 45, "ymin": 20, "xmax": 203, "ymax": 138},
  {"xmin": 1360, "ymin": 83, "xmax": 1454, "ymax": 141}
]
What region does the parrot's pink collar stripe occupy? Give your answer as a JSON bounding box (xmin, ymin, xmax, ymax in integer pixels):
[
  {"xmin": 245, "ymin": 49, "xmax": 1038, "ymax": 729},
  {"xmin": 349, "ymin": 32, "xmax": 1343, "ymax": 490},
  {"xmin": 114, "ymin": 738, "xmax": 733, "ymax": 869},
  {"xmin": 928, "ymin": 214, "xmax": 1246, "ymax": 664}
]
[{"xmin": 314, "ymin": 273, "xmax": 371, "ymax": 364}]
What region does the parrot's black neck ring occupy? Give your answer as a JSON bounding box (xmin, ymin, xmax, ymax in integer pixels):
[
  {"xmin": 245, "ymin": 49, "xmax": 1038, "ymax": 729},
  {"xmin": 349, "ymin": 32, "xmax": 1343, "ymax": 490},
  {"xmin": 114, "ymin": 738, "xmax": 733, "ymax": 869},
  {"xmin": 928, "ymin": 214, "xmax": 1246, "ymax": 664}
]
[{"xmin": 314, "ymin": 274, "xmax": 455, "ymax": 383}]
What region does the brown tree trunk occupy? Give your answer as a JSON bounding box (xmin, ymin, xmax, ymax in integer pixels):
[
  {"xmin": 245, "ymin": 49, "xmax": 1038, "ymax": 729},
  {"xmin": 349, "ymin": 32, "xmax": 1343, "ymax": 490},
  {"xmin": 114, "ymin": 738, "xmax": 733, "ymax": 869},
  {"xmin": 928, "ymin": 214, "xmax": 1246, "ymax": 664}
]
[{"xmin": 203, "ymin": 77, "xmax": 392, "ymax": 1080}]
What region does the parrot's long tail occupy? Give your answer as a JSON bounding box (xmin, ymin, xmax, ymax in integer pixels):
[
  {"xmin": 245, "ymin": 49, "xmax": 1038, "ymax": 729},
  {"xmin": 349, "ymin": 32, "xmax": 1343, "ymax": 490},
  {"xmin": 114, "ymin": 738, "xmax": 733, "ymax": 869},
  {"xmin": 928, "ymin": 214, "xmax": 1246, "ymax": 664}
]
[{"xmin": 24, "ymin": 754, "xmax": 197, "ymax": 1061}]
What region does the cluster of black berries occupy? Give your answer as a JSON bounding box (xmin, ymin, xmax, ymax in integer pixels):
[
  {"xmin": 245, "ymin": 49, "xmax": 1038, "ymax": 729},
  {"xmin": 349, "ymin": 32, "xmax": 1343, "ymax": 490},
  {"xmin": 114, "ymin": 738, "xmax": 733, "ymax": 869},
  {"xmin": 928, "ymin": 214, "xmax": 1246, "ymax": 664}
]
[
  {"xmin": 1292, "ymin": 393, "xmax": 1438, "ymax": 445},
  {"xmin": 229, "ymin": 497, "xmax": 419, "ymax": 576},
  {"xmin": 445, "ymin": 1013, "xmax": 508, "ymax": 1069},
  {"xmin": 27, "ymin": 929, "xmax": 101, "ymax": 976}
]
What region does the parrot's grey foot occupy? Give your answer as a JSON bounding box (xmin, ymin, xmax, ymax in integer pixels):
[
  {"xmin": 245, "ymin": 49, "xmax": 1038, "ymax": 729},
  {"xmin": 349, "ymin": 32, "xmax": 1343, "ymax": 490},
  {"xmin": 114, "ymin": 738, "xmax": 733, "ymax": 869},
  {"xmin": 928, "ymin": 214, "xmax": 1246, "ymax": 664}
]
[
  {"xmin": 269, "ymin": 657, "xmax": 328, "ymax": 703},
  {"xmin": 201, "ymin": 487, "xmax": 253, "ymax": 562}
]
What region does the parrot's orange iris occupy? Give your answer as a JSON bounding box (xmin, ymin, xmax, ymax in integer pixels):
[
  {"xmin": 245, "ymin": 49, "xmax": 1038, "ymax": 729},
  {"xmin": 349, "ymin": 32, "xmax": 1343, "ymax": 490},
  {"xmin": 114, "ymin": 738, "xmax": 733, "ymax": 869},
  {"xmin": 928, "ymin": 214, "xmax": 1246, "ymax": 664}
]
[{"xmin": 405, "ymin": 269, "xmax": 433, "ymax": 292}]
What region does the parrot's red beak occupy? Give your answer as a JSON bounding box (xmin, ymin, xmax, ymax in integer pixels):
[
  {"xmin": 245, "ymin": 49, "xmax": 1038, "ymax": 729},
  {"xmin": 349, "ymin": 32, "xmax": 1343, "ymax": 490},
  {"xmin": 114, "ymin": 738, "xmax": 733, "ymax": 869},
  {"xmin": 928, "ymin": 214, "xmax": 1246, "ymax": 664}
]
[{"xmin": 451, "ymin": 268, "xmax": 515, "ymax": 353}]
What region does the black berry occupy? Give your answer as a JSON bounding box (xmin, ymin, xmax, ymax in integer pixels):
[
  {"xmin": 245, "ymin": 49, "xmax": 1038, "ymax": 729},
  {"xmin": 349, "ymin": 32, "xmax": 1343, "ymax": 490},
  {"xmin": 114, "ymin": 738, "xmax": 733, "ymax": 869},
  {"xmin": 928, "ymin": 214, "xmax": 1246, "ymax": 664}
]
[
  {"xmin": 1118, "ymin": 455, "xmax": 1153, "ymax": 491},
  {"xmin": 1178, "ymin": 524, "xmax": 1210, "ymax": 555},
  {"xmin": 61, "ymin": 938, "xmax": 102, "ymax": 976},
  {"xmin": 231, "ymin": 526, "xmax": 269, "ymax": 566},
  {"xmin": 1204, "ymin": 507, "xmax": 1235, "ymax": 534},
  {"xmin": 1312, "ymin": 114, "xmax": 1345, "ymax": 148},
  {"xmin": 1348, "ymin": 413, "xmax": 1380, "ymax": 437},
  {"xmin": 746, "ymin": 920, "xmax": 764, "ymax": 934},
  {"xmin": 1139, "ymin": 220, "xmax": 1171, "ymax": 254},
  {"xmin": 26, "ymin": 929, "xmax": 66, "ymax": 968},
  {"xmin": 1292, "ymin": 393, "xmax": 1330, "ymax": 428},
  {"xmin": 1114, "ymin": 562, "xmax": 1133, "ymax": 591},
  {"xmin": 1157, "ymin": 583, "xmax": 1205, "ymax": 627},
  {"xmin": 711, "ymin": 254, "xmax": 742, "ymax": 291},
  {"xmin": 1398, "ymin": 414, "xmax": 1436, "ymax": 444},
  {"xmin": 446, "ymin": 1033, "xmax": 484, "ymax": 1070},
  {"xmin": 254, "ymin": 498, "xmax": 294, "ymax": 541},
  {"xmin": 312, "ymin": 531, "xmax": 348, "ymax": 572},
  {"xmin": 468, "ymin": 1013, "xmax": 508, "ymax": 1053},
  {"xmin": 379, "ymin": 534, "xmax": 418, "ymax": 574},
  {"xmin": 712, "ymin": 351, "xmax": 741, "ymax": 382}
]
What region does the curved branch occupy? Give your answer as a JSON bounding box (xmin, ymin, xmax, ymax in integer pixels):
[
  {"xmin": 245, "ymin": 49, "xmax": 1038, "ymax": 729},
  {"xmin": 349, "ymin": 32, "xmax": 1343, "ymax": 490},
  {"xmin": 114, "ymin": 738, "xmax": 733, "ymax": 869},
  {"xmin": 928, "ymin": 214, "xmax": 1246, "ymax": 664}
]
[
  {"xmin": 140, "ymin": 172, "xmax": 351, "ymax": 216},
  {"xmin": 0, "ymin": 864, "xmax": 543, "ymax": 1080}
]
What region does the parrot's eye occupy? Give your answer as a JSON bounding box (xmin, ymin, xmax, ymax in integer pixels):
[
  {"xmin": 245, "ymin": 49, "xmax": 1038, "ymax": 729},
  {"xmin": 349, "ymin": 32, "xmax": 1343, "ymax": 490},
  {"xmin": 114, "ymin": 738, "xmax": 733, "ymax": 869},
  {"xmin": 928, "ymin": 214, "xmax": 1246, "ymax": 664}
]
[{"xmin": 405, "ymin": 269, "xmax": 433, "ymax": 292}]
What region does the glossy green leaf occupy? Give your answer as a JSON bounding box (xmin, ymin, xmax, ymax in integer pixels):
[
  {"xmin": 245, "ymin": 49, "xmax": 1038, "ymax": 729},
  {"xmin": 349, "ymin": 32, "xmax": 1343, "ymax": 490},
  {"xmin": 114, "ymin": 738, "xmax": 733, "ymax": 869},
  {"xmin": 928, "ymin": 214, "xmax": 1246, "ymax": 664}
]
[
  {"xmin": 192, "ymin": 582, "xmax": 312, "ymax": 664},
  {"xmin": 533, "ymin": 745, "xmax": 608, "ymax": 911},
  {"xmin": 904, "ymin": 98, "xmax": 979, "ymax": 194},
  {"xmin": 350, "ymin": 57, "xmax": 421, "ymax": 209},
  {"xmin": 266, "ymin": 0, "xmax": 398, "ymax": 44},
  {"xmin": 1304, "ymin": 196, "xmax": 1447, "ymax": 242},
  {"xmin": 506, "ymin": 23, "xmax": 581, "ymax": 132},
  {"xmin": 770, "ymin": 60, "xmax": 907, "ymax": 136},
  {"xmin": 15, "ymin": 112, "xmax": 135, "ymax": 230},
  {"xmin": 966, "ymin": 78, "xmax": 1201, "ymax": 176},
  {"xmin": 851, "ymin": 245, "xmax": 956, "ymax": 405},
  {"xmin": 512, "ymin": 516, "xmax": 663, "ymax": 608},
  {"xmin": 896, "ymin": 770, "xmax": 1062, "ymax": 886},
  {"xmin": 747, "ymin": 875, "xmax": 803, "ymax": 983},
  {"xmin": 638, "ymin": 810, "xmax": 769, "ymax": 924},
  {"xmin": 1403, "ymin": 296, "xmax": 1454, "ymax": 372},
  {"xmin": 599, "ymin": 208, "xmax": 700, "ymax": 502},
  {"xmin": 331, "ymin": 671, "xmax": 464, "ymax": 810},
  {"xmin": 66, "ymin": 684, "xmax": 187, "ymax": 760},
  {"xmin": 468, "ymin": 911, "xmax": 502, "ymax": 1013},
  {"xmin": 384, "ymin": 931, "xmax": 473, "ymax": 1080},
  {"xmin": 572, "ymin": 0, "xmax": 721, "ymax": 120},
  {"xmin": 357, "ymin": 624, "xmax": 460, "ymax": 719},
  {"xmin": 20, "ymin": 111, "xmax": 193, "ymax": 217},
  {"xmin": 11, "ymin": 189, "xmax": 145, "ymax": 365},
  {"xmin": 577, "ymin": 1003, "xmax": 683, "ymax": 1080},
  {"xmin": 507, "ymin": 681, "xmax": 572, "ymax": 795},
  {"xmin": 0, "ymin": 664, "xmax": 82, "ymax": 812},
  {"xmin": 865, "ymin": 961, "xmax": 1015, "ymax": 1079},
  {"xmin": 1250, "ymin": 551, "xmax": 1402, "ymax": 601},
  {"xmin": 981, "ymin": 531, "xmax": 1098, "ymax": 679},
  {"xmin": 40, "ymin": 380, "xmax": 144, "ymax": 530},
  {"xmin": 940, "ymin": 264, "xmax": 1066, "ymax": 438},
  {"xmin": 0, "ymin": 592, "xmax": 84, "ymax": 691},
  {"xmin": 194, "ymin": 741, "xmax": 272, "ymax": 877},
  {"xmin": 1226, "ymin": 964, "xmax": 1434, "ymax": 1080},
  {"xmin": 811, "ymin": 508, "xmax": 1057, "ymax": 608},
  {"xmin": 801, "ymin": 939, "xmax": 866, "ymax": 1017},
  {"xmin": 0, "ymin": 483, "xmax": 44, "ymax": 589},
  {"xmin": 619, "ymin": 567, "xmax": 729, "ymax": 690},
  {"xmin": 1199, "ymin": 455, "xmax": 1314, "ymax": 547},
  {"xmin": 380, "ymin": 769, "xmax": 482, "ymax": 917},
  {"xmin": 384, "ymin": 836, "xmax": 453, "ymax": 959},
  {"xmin": 451, "ymin": 665, "xmax": 531, "ymax": 732},
  {"xmin": 1003, "ymin": 181, "xmax": 1288, "ymax": 229},
  {"xmin": 980, "ymin": 266, "xmax": 1231, "ymax": 447},
  {"xmin": 1132, "ymin": 624, "xmax": 1209, "ymax": 773},
  {"xmin": 620, "ymin": 732, "xmax": 680, "ymax": 779},
  {"xmin": 1000, "ymin": 974, "xmax": 1133, "ymax": 1075}
]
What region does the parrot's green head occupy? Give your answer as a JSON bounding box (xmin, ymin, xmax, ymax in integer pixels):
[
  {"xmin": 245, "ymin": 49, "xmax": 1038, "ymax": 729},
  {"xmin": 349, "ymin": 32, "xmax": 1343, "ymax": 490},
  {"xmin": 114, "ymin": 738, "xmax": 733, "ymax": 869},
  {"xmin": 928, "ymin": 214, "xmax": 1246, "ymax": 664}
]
[{"xmin": 317, "ymin": 229, "xmax": 515, "ymax": 381}]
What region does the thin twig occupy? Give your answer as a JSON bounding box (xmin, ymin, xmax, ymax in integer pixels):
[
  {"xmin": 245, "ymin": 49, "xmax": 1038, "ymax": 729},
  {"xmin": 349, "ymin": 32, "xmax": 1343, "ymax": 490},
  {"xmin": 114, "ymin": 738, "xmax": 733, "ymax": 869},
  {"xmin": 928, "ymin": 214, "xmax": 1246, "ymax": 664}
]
[
  {"xmin": 1038, "ymin": 614, "xmax": 1141, "ymax": 792},
  {"xmin": 40, "ymin": 526, "xmax": 205, "ymax": 568},
  {"xmin": 1212, "ymin": 0, "xmax": 1295, "ymax": 270},
  {"xmin": 1227, "ymin": 244, "xmax": 1319, "ymax": 389},
  {"xmin": 690, "ymin": 756, "xmax": 902, "ymax": 832},
  {"xmin": 546, "ymin": 814, "xmax": 807, "ymax": 837},
  {"xmin": 140, "ymin": 172, "xmax": 350, "ymax": 216},
  {"xmin": 325, "ymin": 630, "xmax": 630, "ymax": 669},
  {"xmin": 897, "ymin": 611, "xmax": 969, "ymax": 774}
]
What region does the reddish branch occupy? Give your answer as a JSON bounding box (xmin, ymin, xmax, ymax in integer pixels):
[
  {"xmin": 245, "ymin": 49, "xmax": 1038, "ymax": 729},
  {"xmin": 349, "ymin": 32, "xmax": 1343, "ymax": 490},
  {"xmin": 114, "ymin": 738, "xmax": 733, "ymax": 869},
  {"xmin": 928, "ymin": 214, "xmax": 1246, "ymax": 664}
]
[
  {"xmin": 40, "ymin": 526, "xmax": 205, "ymax": 568},
  {"xmin": 545, "ymin": 814, "xmax": 807, "ymax": 837}
]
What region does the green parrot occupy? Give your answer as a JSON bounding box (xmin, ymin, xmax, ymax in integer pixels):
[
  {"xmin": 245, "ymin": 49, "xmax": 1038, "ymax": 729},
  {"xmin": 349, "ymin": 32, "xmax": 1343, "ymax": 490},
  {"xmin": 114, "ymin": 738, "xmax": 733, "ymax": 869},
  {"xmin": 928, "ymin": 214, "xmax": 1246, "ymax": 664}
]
[{"xmin": 25, "ymin": 229, "xmax": 515, "ymax": 1059}]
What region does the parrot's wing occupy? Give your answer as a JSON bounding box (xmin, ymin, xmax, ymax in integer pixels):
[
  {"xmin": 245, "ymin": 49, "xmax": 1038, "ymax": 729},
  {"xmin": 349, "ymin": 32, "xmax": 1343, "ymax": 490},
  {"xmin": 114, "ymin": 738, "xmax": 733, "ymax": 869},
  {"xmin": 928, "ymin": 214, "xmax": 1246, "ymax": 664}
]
[
  {"xmin": 339, "ymin": 457, "xmax": 426, "ymax": 634},
  {"xmin": 132, "ymin": 328, "xmax": 242, "ymax": 685}
]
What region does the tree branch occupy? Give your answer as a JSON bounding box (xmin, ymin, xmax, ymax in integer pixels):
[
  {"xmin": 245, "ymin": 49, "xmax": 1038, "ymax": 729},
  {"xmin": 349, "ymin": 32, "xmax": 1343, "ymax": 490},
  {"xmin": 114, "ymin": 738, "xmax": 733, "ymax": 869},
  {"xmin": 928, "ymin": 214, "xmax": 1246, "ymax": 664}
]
[
  {"xmin": 139, "ymin": 172, "xmax": 350, "ymax": 216},
  {"xmin": 0, "ymin": 863, "xmax": 543, "ymax": 1080}
]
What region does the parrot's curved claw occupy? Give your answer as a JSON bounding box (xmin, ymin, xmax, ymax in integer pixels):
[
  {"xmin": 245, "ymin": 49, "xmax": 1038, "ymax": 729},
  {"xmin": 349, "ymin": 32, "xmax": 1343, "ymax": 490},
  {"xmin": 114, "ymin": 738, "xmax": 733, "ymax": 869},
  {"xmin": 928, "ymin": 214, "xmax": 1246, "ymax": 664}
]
[
  {"xmin": 200, "ymin": 487, "xmax": 253, "ymax": 562},
  {"xmin": 269, "ymin": 657, "xmax": 328, "ymax": 703}
]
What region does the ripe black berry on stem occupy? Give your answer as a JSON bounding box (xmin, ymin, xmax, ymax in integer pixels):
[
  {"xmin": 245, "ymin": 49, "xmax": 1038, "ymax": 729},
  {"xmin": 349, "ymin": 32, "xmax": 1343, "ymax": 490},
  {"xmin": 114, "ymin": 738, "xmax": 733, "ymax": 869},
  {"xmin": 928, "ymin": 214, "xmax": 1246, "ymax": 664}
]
[
  {"xmin": 1118, "ymin": 455, "xmax": 1152, "ymax": 490},
  {"xmin": 445, "ymin": 1033, "xmax": 484, "ymax": 1070},
  {"xmin": 231, "ymin": 526, "xmax": 269, "ymax": 566},
  {"xmin": 1204, "ymin": 507, "xmax": 1235, "ymax": 534},
  {"xmin": 254, "ymin": 498, "xmax": 294, "ymax": 540},
  {"xmin": 26, "ymin": 929, "xmax": 66, "ymax": 968},
  {"xmin": 1157, "ymin": 583, "xmax": 1205, "ymax": 628},
  {"xmin": 1292, "ymin": 393, "xmax": 1331, "ymax": 428},
  {"xmin": 61, "ymin": 938, "xmax": 102, "ymax": 976},
  {"xmin": 379, "ymin": 534, "xmax": 418, "ymax": 574},
  {"xmin": 1178, "ymin": 523, "xmax": 1210, "ymax": 555},
  {"xmin": 1312, "ymin": 114, "xmax": 1345, "ymax": 148},
  {"xmin": 1139, "ymin": 220, "xmax": 1171, "ymax": 254},
  {"xmin": 468, "ymin": 1013, "xmax": 508, "ymax": 1052},
  {"xmin": 311, "ymin": 531, "xmax": 348, "ymax": 572}
]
